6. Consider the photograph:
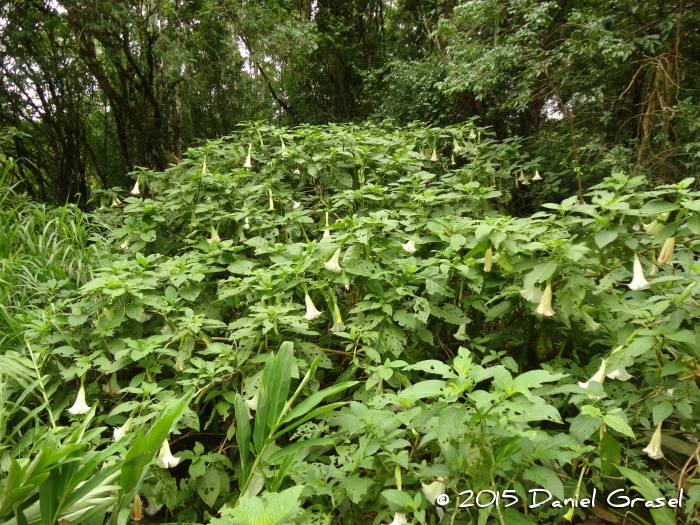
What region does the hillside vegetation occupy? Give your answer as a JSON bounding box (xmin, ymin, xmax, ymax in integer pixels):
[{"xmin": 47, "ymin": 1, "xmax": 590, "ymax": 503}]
[{"xmin": 1, "ymin": 123, "xmax": 699, "ymax": 524}]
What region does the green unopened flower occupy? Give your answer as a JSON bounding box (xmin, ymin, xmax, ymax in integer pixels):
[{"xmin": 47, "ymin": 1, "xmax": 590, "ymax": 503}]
[
  {"xmin": 628, "ymin": 254, "xmax": 648, "ymax": 290},
  {"xmin": 268, "ymin": 189, "xmax": 275, "ymax": 211},
  {"xmin": 643, "ymin": 423, "xmax": 664, "ymax": 460},
  {"xmin": 323, "ymin": 211, "xmax": 331, "ymax": 238},
  {"xmin": 102, "ymin": 373, "xmax": 121, "ymax": 395},
  {"xmin": 563, "ymin": 507, "xmax": 575, "ymax": 521},
  {"xmin": 534, "ymin": 282, "xmax": 555, "ymax": 317},
  {"xmin": 324, "ymin": 247, "xmax": 342, "ymax": 273},
  {"xmin": 643, "ymin": 212, "xmax": 670, "ymax": 236},
  {"xmin": 657, "ymin": 237, "xmax": 675, "ymax": 264},
  {"xmin": 174, "ymin": 356, "xmax": 185, "ymax": 371}
]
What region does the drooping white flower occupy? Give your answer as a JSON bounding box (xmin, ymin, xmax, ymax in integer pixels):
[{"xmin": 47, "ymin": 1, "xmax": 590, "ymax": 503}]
[
  {"xmin": 330, "ymin": 301, "xmax": 346, "ymax": 333},
  {"xmin": 531, "ymin": 170, "xmax": 542, "ymax": 182},
  {"xmin": 173, "ymin": 356, "xmax": 185, "ymax": 372},
  {"xmin": 385, "ymin": 513, "xmax": 409, "ymax": 525},
  {"xmin": 322, "ymin": 211, "xmax": 331, "ymax": 238},
  {"xmin": 158, "ymin": 439, "xmax": 180, "ymax": 468},
  {"xmin": 643, "ymin": 212, "xmax": 669, "ymax": 236},
  {"xmin": 454, "ymin": 324, "xmax": 467, "ymax": 341},
  {"xmin": 243, "ymin": 217, "xmax": 250, "ymax": 230},
  {"xmin": 130, "ymin": 180, "xmax": 140, "ymax": 195},
  {"xmin": 303, "ymin": 294, "xmax": 324, "ymax": 321},
  {"xmin": 578, "ymin": 359, "xmax": 606, "ymax": 389},
  {"xmin": 99, "ymin": 198, "xmax": 107, "ymax": 210},
  {"xmin": 293, "ymin": 200, "xmax": 301, "ymax": 209},
  {"xmin": 430, "ymin": 148, "xmax": 438, "ymax": 161},
  {"xmin": 401, "ymin": 239, "xmax": 417, "ymax": 254},
  {"xmin": 268, "ymin": 189, "xmax": 275, "ymax": 211},
  {"xmin": 520, "ymin": 286, "xmax": 543, "ymax": 304},
  {"xmin": 643, "ymin": 423, "xmax": 664, "ymax": 460},
  {"xmin": 483, "ymin": 247, "xmax": 493, "ymax": 273},
  {"xmin": 243, "ymin": 144, "xmax": 253, "ymax": 169},
  {"xmin": 120, "ymin": 239, "xmax": 130, "ymax": 249},
  {"xmin": 207, "ymin": 225, "xmax": 221, "ymax": 244},
  {"xmin": 281, "ymin": 139, "xmax": 289, "ymax": 157},
  {"xmin": 67, "ymin": 385, "xmax": 91, "ymax": 415},
  {"xmin": 102, "ymin": 373, "xmax": 121, "ymax": 395},
  {"xmin": 113, "ymin": 417, "xmax": 133, "ymax": 440},
  {"xmin": 422, "ymin": 480, "xmax": 446, "ymax": 505},
  {"xmin": 628, "ymin": 254, "xmax": 649, "ymax": 290},
  {"xmin": 145, "ymin": 497, "xmax": 163, "ymax": 516},
  {"xmin": 606, "ymin": 367, "xmax": 633, "ymax": 381},
  {"xmin": 453, "ymin": 139, "xmax": 462, "ymax": 153},
  {"xmin": 324, "ymin": 247, "xmax": 342, "ymax": 273},
  {"xmin": 111, "ymin": 197, "xmax": 123, "ymax": 207},
  {"xmin": 580, "ymin": 310, "xmax": 600, "ymax": 331},
  {"xmin": 534, "ymin": 282, "xmax": 555, "ymax": 317},
  {"xmin": 657, "ymin": 237, "xmax": 675, "ymax": 264}
]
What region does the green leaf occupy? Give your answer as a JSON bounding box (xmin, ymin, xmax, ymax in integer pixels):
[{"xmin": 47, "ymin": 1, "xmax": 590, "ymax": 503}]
[
  {"xmin": 523, "ymin": 262, "xmax": 558, "ymax": 289},
  {"xmin": 266, "ymin": 437, "xmax": 335, "ymax": 463},
  {"xmin": 234, "ymin": 393, "xmax": 251, "ymax": 485},
  {"xmin": 382, "ymin": 489, "xmax": 416, "ymax": 509},
  {"xmin": 652, "ymin": 401, "xmax": 673, "ymax": 425},
  {"xmin": 617, "ymin": 466, "xmax": 677, "ymax": 525},
  {"xmin": 524, "ymin": 466, "xmax": 564, "ymax": 500},
  {"xmin": 197, "ymin": 468, "xmax": 221, "ymax": 507},
  {"xmin": 603, "ymin": 415, "xmax": 635, "ymax": 438},
  {"xmin": 595, "ymin": 230, "xmax": 618, "ymax": 248}
]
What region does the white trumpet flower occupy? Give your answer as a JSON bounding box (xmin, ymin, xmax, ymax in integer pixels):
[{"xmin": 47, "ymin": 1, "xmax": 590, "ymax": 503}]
[
  {"xmin": 207, "ymin": 225, "xmax": 221, "ymax": 244},
  {"xmin": 385, "ymin": 513, "xmax": 409, "ymax": 525},
  {"xmin": 644, "ymin": 212, "xmax": 669, "ymax": 236},
  {"xmin": 520, "ymin": 286, "xmax": 543, "ymax": 304},
  {"xmin": 534, "ymin": 282, "xmax": 555, "ymax": 317},
  {"xmin": 67, "ymin": 385, "xmax": 91, "ymax": 415},
  {"xmin": 293, "ymin": 200, "xmax": 301, "ymax": 209},
  {"xmin": 580, "ymin": 310, "xmax": 600, "ymax": 331},
  {"xmin": 99, "ymin": 199, "xmax": 107, "ymax": 210},
  {"xmin": 243, "ymin": 217, "xmax": 250, "ymax": 230},
  {"xmin": 281, "ymin": 140, "xmax": 289, "ymax": 157},
  {"xmin": 145, "ymin": 497, "xmax": 163, "ymax": 516},
  {"xmin": 628, "ymin": 254, "xmax": 649, "ymax": 290},
  {"xmin": 657, "ymin": 237, "xmax": 675, "ymax": 264},
  {"xmin": 173, "ymin": 356, "xmax": 185, "ymax": 371},
  {"xmin": 643, "ymin": 423, "xmax": 664, "ymax": 460},
  {"xmin": 578, "ymin": 359, "xmax": 606, "ymax": 389},
  {"xmin": 330, "ymin": 301, "xmax": 346, "ymax": 333},
  {"xmin": 422, "ymin": 480, "xmax": 446, "ymax": 505},
  {"xmin": 324, "ymin": 247, "xmax": 343, "ymax": 273},
  {"xmin": 323, "ymin": 211, "xmax": 331, "ymax": 238},
  {"xmin": 158, "ymin": 439, "xmax": 180, "ymax": 468},
  {"xmin": 606, "ymin": 367, "xmax": 633, "ymax": 381},
  {"xmin": 453, "ymin": 139, "xmax": 462, "ymax": 153},
  {"xmin": 243, "ymin": 144, "xmax": 252, "ymax": 168},
  {"xmin": 531, "ymin": 170, "xmax": 542, "ymax": 182},
  {"xmin": 454, "ymin": 324, "xmax": 467, "ymax": 341},
  {"xmin": 401, "ymin": 239, "xmax": 417, "ymax": 254},
  {"xmin": 483, "ymin": 247, "xmax": 493, "ymax": 273},
  {"xmin": 430, "ymin": 148, "xmax": 438, "ymax": 161},
  {"xmin": 130, "ymin": 180, "xmax": 140, "ymax": 195},
  {"xmin": 110, "ymin": 197, "xmax": 122, "ymax": 207},
  {"xmin": 102, "ymin": 374, "xmax": 121, "ymax": 395},
  {"xmin": 113, "ymin": 417, "xmax": 133, "ymax": 440},
  {"xmin": 303, "ymin": 294, "xmax": 324, "ymax": 321},
  {"xmin": 469, "ymin": 130, "xmax": 476, "ymax": 140},
  {"xmin": 120, "ymin": 239, "xmax": 130, "ymax": 249}
]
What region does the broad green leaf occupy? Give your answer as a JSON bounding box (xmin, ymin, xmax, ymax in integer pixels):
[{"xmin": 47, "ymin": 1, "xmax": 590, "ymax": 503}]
[{"xmin": 617, "ymin": 466, "xmax": 677, "ymax": 525}]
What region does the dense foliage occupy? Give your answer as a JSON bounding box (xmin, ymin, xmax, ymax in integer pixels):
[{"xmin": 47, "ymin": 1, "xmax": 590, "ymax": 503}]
[
  {"xmin": 1, "ymin": 123, "xmax": 699, "ymax": 524},
  {"xmin": 2, "ymin": 0, "xmax": 699, "ymax": 205}
]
